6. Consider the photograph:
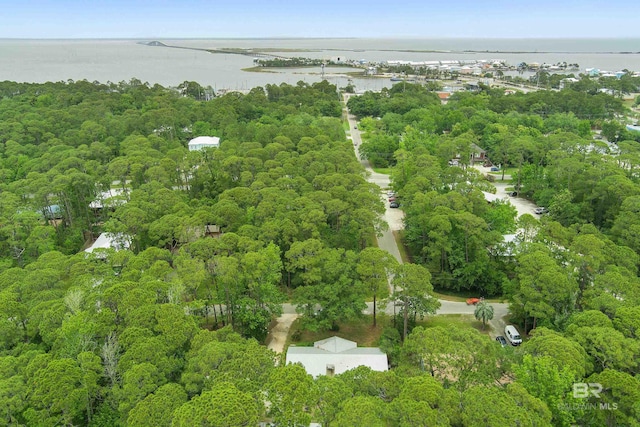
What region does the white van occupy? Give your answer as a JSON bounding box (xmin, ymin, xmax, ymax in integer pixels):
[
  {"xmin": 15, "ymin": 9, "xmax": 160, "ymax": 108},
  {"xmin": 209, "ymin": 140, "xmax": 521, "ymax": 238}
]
[{"xmin": 504, "ymin": 325, "xmax": 522, "ymax": 346}]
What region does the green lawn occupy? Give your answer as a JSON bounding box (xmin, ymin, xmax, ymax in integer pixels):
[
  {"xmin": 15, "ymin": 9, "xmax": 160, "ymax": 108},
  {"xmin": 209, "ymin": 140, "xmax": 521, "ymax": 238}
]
[
  {"xmin": 372, "ymin": 167, "xmax": 392, "ymax": 175},
  {"xmin": 287, "ymin": 315, "xmax": 388, "ymax": 348},
  {"xmin": 393, "ymin": 230, "xmax": 413, "ymax": 264},
  {"xmin": 286, "ymin": 313, "xmax": 491, "ymax": 350},
  {"xmin": 488, "ymin": 167, "xmax": 517, "ymax": 178},
  {"xmin": 419, "ymin": 314, "xmax": 492, "ymax": 335}
]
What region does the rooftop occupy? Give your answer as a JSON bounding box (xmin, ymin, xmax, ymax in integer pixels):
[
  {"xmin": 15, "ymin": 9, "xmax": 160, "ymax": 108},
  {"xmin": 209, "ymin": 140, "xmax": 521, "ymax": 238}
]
[{"xmin": 286, "ymin": 336, "xmax": 388, "ymax": 377}]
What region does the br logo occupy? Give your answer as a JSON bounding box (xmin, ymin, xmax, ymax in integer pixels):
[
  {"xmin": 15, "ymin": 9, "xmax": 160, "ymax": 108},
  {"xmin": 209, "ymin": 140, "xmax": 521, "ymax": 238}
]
[{"xmin": 572, "ymin": 383, "xmax": 602, "ymax": 399}]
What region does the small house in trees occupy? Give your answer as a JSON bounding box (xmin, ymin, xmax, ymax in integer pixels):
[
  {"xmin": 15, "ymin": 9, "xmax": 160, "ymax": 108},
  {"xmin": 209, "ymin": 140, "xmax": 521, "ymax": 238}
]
[
  {"xmin": 482, "ymin": 191, "xmax": 504, "ymax": 203},
  {"xmin": 188, "ymin": 136, "xmax": 220, "ymax": 151},
  {"xmin": 89, "ymin": 188, "xmax": 128, "ymax": 210},
  {"xmin": 84, "ymin": 233, "xmax": 131, "ymax": 255},
  {"xmin": 489, "ymin": 233, "xmax": 518, "ymax": 257},
  {"xmin": 437, "ymin": 92, "xmax": 451, "ymax": 104},
  {"xmin": 90, "ymin": 188, "xmax": 128, "ymax": 222},
  {"xmin": 285, "ymin": 336, "xmax": 388, "ymax": 377},
  {"xmin": 179, "ymin": 224, "xmax": 223, "ymax": 246},
  {"xmin": 452, "ymin": 143, "xmax": 487, "ymax": 166},
  {"xmin": 42, "ymin": 204, "xmax": 63, "ymax": 220},
  {"xmin": 470, "ymin": 143, "xmax": 487, "ymax": 164},
  {"xmin": 204, "ymin": 224, "xmax": 222, "ymax": 238}
]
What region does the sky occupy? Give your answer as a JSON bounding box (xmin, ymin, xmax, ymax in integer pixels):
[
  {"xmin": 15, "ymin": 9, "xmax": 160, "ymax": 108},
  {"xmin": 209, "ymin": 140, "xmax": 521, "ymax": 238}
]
[{"xmin": 1, "ymin": 0, "xmax": 639, "ymax": 39}]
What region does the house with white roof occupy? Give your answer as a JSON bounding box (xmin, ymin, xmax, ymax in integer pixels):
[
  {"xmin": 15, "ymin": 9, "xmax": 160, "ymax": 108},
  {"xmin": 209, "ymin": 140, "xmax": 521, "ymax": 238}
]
[
  {"xmin": 89, "ymin": 188, "xmax": 128, "ymax": 210},
  {"xmin": 286, "ymin": 336, "xmax": 388, "ymax": 377},
  {"xmin": 84, "ymin": 233, "xmax": 131, "ymax": 255},
  {"xmin": 188, "ymin": 136, "xmax": 220, "ymax": 151}
]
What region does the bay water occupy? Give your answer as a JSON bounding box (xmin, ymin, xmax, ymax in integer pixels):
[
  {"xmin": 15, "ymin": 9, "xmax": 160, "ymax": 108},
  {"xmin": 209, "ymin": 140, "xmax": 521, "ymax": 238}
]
[{"xmin": 1, "ymin": 38, "xmax": 639, "ymax": 91}]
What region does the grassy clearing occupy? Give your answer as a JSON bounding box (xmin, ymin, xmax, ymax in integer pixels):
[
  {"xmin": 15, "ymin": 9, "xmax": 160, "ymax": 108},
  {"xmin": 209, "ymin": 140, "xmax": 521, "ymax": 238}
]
[
  {"xmin": 365, "ymin": 229, "xmax": 379, "ymax": 249},
  {"xmin": 392, "ymin": 230, "xmax": 413, "ymax": 264},
  {"xmin": 488, "ymin": 167, "xmax": 517, "ymax": 177},
  {"xmin": 419, "ymin": 314, "xmax": 492, "ymax": 335},
  {"xmin": 284, "ymin": 313, "xmax": 495, "ymax": 355},
  {"xmin": 372, "ymin": 167, "xmax": 392, "ymax": 174},
  {"xmin": 288, "ymin": 315, "xmax": 388, "ymax": 348}
]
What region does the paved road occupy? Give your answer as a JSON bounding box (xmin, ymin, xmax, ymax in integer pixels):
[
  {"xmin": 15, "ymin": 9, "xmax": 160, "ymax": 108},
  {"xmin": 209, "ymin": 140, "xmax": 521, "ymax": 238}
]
[
  {"xmin": 281, "ymin": 301, "xmax": 509, "ymax": 318},
  {"xmin": 472, "ymin": 165, "xmax": 541, "ymax": 218}
]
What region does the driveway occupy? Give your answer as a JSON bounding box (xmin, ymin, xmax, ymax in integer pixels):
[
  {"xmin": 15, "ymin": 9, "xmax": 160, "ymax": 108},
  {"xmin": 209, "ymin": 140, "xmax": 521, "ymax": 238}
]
[
  {"xmin": 473, "ymin": 165, "xmax": 541, "ymax": 217},
  {"xmin": 267, "ymin": 313, "xmax": 299, "ymax": 355}
]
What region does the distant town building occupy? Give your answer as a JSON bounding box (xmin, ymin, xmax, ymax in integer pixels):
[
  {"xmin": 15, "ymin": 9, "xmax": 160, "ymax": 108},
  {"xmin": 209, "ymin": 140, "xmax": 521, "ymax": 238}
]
[
  {"xmin": 559, "ymin": 78, "xmax": 579, "ymax": 89},
  {"xmin": 586, "ymin": 68, "xmax": 601, "ymax": 77},
  {"xmin": 188, "ymin": 136, "xmax": 220, "ymax": 151},
  {"xmin": 437, "ymin": 92, "xmax": 451, "ymax": 104}
]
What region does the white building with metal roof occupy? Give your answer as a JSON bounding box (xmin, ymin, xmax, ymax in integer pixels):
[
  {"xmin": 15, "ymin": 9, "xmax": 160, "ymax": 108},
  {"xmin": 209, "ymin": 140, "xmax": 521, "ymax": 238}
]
[
  {"xmin": 84, "ymin": 233, "xmax": 131, "ymax": 254},
  {"xmin": 188, "ymin": 136, "xmax": 220, "ymax": 151},
  {"xmin": 285, "ymin": 336, "xmax": 388, "ymax": 377}
]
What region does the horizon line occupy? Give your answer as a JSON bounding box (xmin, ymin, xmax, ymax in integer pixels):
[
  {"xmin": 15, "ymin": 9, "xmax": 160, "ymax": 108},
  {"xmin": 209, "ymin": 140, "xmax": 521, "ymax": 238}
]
[{"xmin": 2, "ymin": 36, "xmax": 640, "ymax": 41}]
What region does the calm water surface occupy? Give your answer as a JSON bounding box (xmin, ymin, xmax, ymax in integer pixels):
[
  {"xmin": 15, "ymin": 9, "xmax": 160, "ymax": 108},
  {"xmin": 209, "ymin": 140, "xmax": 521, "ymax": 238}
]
[{"xmin": 1, "ymin": 38, "xmax": 639, "ymax": 91}]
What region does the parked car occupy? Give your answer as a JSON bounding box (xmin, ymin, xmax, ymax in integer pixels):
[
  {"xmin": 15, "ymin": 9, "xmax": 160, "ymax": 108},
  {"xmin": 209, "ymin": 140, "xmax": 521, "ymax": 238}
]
[
  {"xmin": 534, "ymin": 207, "xmax": 548, "ymax": 214},
  {"xmin": 387, "ymin": 191, "xmax": 395, "ymax": 197},
  {"xmin": 466, "ymin": 297, "xmax": 480, "ymax": 305},
  {"xmin": 390, "ymin": 202, "xmax": 399, "ymax": 208},
  {"xmin": 490, "ymin": 166, "xmax": 500, "ymax": 172},
  {"xmin": 388, "ymin": 196, "xmax": 396, "ymax": 202},
  {"xmin": 495, "ymin": 336, "xmax": 508, "ymax": 347},
  {"xmin": 509, "ymin": 191, "xmax": 518, "ymax": 197},
  {"xmin": 504, "ymin": 325, "xmax": 523, "ymax": 346}
]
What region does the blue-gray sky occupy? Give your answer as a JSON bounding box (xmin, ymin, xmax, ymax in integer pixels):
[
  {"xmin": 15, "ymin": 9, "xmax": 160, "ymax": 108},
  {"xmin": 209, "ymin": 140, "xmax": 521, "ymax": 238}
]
[{"xmin": 2, "ymin": 0, "xmax": 639, "ymax": 39}]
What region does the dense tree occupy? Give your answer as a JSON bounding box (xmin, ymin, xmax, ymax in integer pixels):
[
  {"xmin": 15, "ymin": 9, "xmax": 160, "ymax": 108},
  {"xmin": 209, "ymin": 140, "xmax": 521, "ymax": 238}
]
[
  {"xmin": 2, "ymin": 77, "xmax": 640, "ymax": 426},
  {"xmin": 459, "ymin": 383, "xmax": 552, "ymax": 426},
  {"xmin": 127, "ymin": 383, "xmax": 187, "ymax": 427},
  {"xmin": 391, "ymin": 264, "xmax": 440, "ymax": 340},
  {"xmin": 172, "ymin": 382, "xmax": 259, "ymax": 427},
  {"xmin": 402, "ymin": 326, "xmax": 504, "ymax": 389},
  {"xmin": 333, "ymin": 396, "xmax": 387, "ymax": 427},
  {"xmin": 510, "ymin": 246, "xmax": 578, "ymax": 331},
  {"xmin": 356, "ymin": 247, "xmax": 397, "ymax": 326},
  {"xmin": 514, "ymin": 354, "xmax": 577, "ymax": 426},
  {"xmin": 266, "ymin": 364, "xmax": 317, "ymax": 427}
]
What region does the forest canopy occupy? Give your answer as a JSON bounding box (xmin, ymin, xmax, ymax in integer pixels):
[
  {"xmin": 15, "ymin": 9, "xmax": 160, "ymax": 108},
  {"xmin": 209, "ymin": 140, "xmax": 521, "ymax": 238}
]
[{"xmin": 1, "ymin": 78, "xmax": 639, "ymax": 426}]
